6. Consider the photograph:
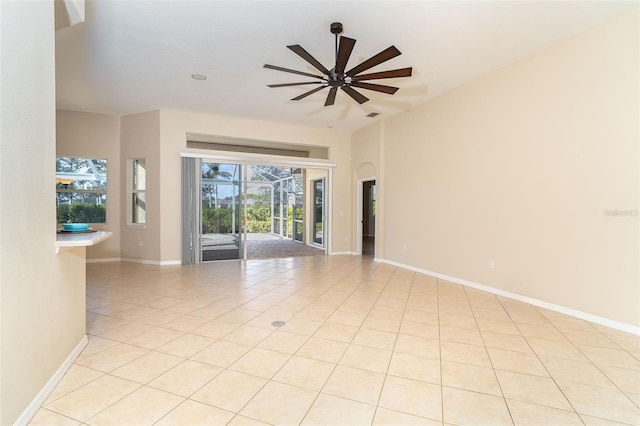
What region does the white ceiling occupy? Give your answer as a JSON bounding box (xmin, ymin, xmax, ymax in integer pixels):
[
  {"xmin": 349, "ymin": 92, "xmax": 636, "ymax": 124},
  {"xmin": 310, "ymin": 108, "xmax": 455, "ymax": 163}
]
[{"xmin": 55, "ymin": 0, "xmax": 635, "ymax": 132}]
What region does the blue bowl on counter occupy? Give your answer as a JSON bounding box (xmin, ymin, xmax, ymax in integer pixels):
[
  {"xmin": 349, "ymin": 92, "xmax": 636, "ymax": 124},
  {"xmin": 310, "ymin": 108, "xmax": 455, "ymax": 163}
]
[{"xmin": 62, "ymin": 223, "xmax": 89, "ymax": 231}]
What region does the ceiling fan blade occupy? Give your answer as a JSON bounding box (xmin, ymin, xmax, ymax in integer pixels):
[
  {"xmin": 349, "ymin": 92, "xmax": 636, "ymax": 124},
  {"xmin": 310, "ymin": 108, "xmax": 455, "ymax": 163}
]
[
  {"xmin": 325, "ymin": 86, "xmax": 338, "ymax": 106},
  {"xmin": 341, "ymin": 86, "xmax": 369, "ymax": 104},
  {"xmin": 291, "ymin": 85, "xmax": 327, "ymax": 101},
  {"xmin": 287, "ymin": 45, "xmax": 330, "ymax": 75},
  {"xmin": 264, "ymin": 64, "xmax": 326, "ymax": 80},
  {"xmin": 335, "ymin": 36, "xmax": 356, "ymax": 74},
  {"xmin": 354, "ymin": 67, "xmax": 412, "ymax": 81},
  {"xmin": 346, "ymin": 45, "xmax": 402, "ymax": 77},
  {"xmin": 351, "ymin": 81, "xmax": 399, "ymax": 95},
  {"xmin": 268, "ymin": 81, "xmax": 325, "ymax": 88}
]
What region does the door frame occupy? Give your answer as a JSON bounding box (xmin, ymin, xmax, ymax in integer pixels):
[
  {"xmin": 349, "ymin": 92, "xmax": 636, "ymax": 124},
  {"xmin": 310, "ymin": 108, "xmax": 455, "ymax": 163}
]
[{"xmin": 356, "ymin": 176, "xmax": 376, "ymax": 256}]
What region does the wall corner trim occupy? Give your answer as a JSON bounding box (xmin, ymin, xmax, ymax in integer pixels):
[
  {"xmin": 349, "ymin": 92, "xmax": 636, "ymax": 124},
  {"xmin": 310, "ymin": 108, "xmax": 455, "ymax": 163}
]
[
  {"xmin": 15, "ymin": 335, "xmax": 88, "ymax": 425},
  {"xmin": 382, "ymin": 259, "xmax": 640, "ymax": 336}
]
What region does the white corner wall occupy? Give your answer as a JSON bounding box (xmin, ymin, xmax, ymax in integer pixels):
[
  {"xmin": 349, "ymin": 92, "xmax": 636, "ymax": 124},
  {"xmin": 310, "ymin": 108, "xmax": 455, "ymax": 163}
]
[{"xmin": 380, "ymin": 9, "xmax": 639, "ymax": 328}]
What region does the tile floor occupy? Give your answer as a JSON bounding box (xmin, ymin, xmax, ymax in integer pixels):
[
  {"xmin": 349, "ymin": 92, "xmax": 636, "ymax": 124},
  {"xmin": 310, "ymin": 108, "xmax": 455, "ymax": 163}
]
[{"xmin": 30, "ymin": 255, "xmax": 640, "ymax": 425}]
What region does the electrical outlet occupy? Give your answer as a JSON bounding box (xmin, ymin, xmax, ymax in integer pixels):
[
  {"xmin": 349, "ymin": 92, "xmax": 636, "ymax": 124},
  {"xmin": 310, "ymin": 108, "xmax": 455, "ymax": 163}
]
[
  {"xmin": 489, "ymin": 260, "xmax": 495, "ymax": 269},
  {"xmin": 139, "ymin": 241, "xmax": 143, "ymax": 247}
]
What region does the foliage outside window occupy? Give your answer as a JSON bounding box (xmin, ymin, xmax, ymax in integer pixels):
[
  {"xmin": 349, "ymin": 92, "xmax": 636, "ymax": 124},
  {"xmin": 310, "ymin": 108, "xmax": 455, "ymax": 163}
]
[
  {"xmin": 130, "ymin": 159, "xmax": 146, "ymax": 224},
  {"xmin": 56, "ymin": 157, "xmax": 107, "ymax": 224}
]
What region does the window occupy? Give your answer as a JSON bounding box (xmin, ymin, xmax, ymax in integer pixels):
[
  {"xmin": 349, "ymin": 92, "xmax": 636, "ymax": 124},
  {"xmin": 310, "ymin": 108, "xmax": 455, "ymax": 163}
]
[
  {"xmin": 56, "ymin": 156, "xmax": 107, "ymax": 224},
  {"xmin": 129, "ymin": 159, "xmax": 146, "ymax": 224}
]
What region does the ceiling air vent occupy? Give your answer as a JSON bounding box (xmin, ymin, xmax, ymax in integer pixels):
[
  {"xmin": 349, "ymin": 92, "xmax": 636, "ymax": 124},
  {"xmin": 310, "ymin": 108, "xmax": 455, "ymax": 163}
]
[{"xmin": 366, "ymin": 112, "xmax": 380, "ymax": 118}]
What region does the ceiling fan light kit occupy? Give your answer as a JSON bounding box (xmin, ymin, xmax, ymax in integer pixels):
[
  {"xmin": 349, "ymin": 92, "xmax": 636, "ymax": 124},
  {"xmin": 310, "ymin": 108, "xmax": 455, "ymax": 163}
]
[{"xmin": 264, "ymin": 22, "xmax": 412, "ymax": 107}]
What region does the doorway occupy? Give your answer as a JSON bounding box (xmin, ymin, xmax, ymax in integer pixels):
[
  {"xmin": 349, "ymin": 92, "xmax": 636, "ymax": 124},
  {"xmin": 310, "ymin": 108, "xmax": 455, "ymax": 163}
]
[{"xmin": 361, "ymin": 179, "xmax": 375, "ymax": 257}]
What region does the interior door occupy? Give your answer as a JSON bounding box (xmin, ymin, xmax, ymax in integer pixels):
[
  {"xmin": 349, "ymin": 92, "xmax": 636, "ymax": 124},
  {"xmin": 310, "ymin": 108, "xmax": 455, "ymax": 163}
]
[{"xmin": 200, "ymin": 162, "xmax": 244, "ymax": 261}]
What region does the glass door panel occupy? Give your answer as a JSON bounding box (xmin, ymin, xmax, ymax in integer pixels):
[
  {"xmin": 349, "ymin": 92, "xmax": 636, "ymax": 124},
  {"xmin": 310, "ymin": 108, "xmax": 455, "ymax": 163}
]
[
  {"xmin": 293, "ymin": 175, "xmax": 303, "ymax": 242},
  {"xmin": 201, "ymin": 162, "xmax": 244, "ymax": 261},
  {"xmin": 313, "ymin": 178, "xmax": 324, "ymax": 246}
]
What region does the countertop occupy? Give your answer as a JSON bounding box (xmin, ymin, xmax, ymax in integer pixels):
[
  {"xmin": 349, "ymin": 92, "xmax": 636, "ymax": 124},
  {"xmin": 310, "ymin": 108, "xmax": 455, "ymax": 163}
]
[{"xmin": 56, "ymin": 230, "xmax": 113, "ymax": 248}]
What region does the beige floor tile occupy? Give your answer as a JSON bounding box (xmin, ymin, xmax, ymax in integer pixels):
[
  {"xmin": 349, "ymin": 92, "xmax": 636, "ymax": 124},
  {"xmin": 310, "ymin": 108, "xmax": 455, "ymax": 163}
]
[
  {"xmin": 279, "ymin": 317, "xmax": 324, "ymax": 335},
  {"xmin": 149, "ymin": 360, "xmax": 223, "ymax": 397},
  {"xmin": 111, "ymin": 351, "xmax": 183, "ymax": 384},
  {"xmin": 488, "ymin": 347, "xmax": 549, "ymax": 376},
  {"xmin": 227, "ymin": 415, "xmax": 272, "ymax": 425},
  {"xmin": 362, "ymin": 315, "xmax": 402, "ymax": 333},
  {"xmin": 400, "ymin": 320, "xmax": 440, "ymax": 339},
  {"xmin": 481, "ymin": 331, "xmax": 533, "ymax": 353},
  {"xmin": 217, "ymin": 307, "xmax": 263, "ymax": 324},
  {"xmin": 372, "ymin": 407, "xmax": 442, "ymax": 425},
  {"xmin": 28, "ymin": 408, "xmax": 81, "ymax": 426},
  {"xmin": 438, "ymin": 313, "xmax": 479, "ymax": 330},
  {"xmin": 155, "ymin": 333, "xmax": 216, "ymax": 358},
  {"xmin": 161, "ymin": 314, "xmax": 211, "ymax": 332},
  {"xmin": 191, "ymin": 319, "xmax": 241, "ymax": 339},
  {"xmin": 496, "ymin": 370, "xmax": 573, "ymax": 411},
  {"xmin": 580, "ymin": 414, "xmax": 634, "ymax": 426},
  {"xmin": 240, "ymin": 381, "xmax": 318, "ymax": 425},
  {"xmin": 440, "ymin": 340, "xmax": 490, "ymax": 367},
  {"xmin": 562, "ymin": 329, "xmax": 620, "ymax": 349},
  {"xmin": 379, "ymin": 375, "xmax": 442, "ymax": 421},
  {"xmin": 313, "ymin": 322, "xmax": 360, "ymax": 342},
  {"xmin": 394, "ymin": 334, "xmax": 440, "ymax": 359},
  {"xmin": 45, "ymin": 375, "xmax": 140, "ymax": 422},
  {"xmin": 229, "ymin": 347, "xmax": 291, "ymax": 379},
  {"xmin": 440, "ymin": 325, "xmax": 483, "ymax": 345},
  {"xmin": 155, "ymin": 399, "xmax": 235, "ymax": 425},
  {"xmin": 113, "ymin": 305, "xmax": 161, "ymax": 321},
  {"xmin": 472, "ymin": 307, "xmax": 511, "ymax": 321},
  {"xmin": 142, "ymin": 296, "xmax": 183, "ymax": 310},
  {"xmin": 578, "ymin": 345, "xmax": 640, "ymax": 369},
  {"xmin": 527, "ymin": 337, "xmax": 587, "ymax": 361},
  {"xmin": 257, "ymin": 330, "xmax": 309, "ymax": 354},
  {"xmin": 44, "ymin": 365, "xmax": 104, "ymax": 404},
  {"xmin": 540, "ymin": 356, "xmax": 615, "ymax": 389},
  {"xmin": 322, "ymin": 365, "xmax": 385, "ymax": 405},
  {"xmin": 557, "ymin": 380, "xmax": 640, "ymax": 425},
  {"xmin": 138, "ymin": 310, "xmax": 186, "ymax": 327},
  {"xmin": 96, "ymin": 322, "xmax": 158, "ymax": 342},
  {"xmin": 302, "ymin": 393, "xmax": 376, "ymax": 425},
  {"xmin": 125, "ymin": 327, "xmax": 183, "ymax": 350},
  {"xmin": 387, "ymin": 352, "xmax": 440, "ymax": 384},
  {"xmin": 76, "ymin": 336, "xmax": 120, "ymax": 360},
  {"xmin": 339, "ymin": 344, "xmax": 392, "ymax": 373},
  {"xmin": 506, "ymin": 399, "xmax": 583, "ymax": 425},
  {"xmin": 517, "ymin": 323, "xmax": 567, "ymax": 341},
  {"xmin": 191, "ymin": 370, "xmax": 267, "ymax": 412},
  {"xmin": 599, "ymin": 365, "xmax": 640, "ymax": 394},
  {"xmin": 190, "ymin": 339, "xmax": 252, "ymax": 368},
  {"xmin": 476, "ymin": 318, "xmax": 521, "ymax": 335},
  {"xmin": 87, "ymin": 386, "xmax": 183, "ymax": 425},
  {"xmin": 296, "ymin": 336, "xmax": 349, "ymax": 363},
  {"xmin": 442, "ymin": 387, "xmax": 512, "ymax": 425},
  {"xmin": 327, "ymin": 310, "xmax": 367, "ymax": 326},
  {"xmin": 75, "ymin": 343, "xmax": 149, "ymax": 373},
  {"xmin": 352, "ymin": 327, "xmax": 398, "ymax": 350},
  {"xmin": 441, "ymin": 360, "xmax": 502, "ymax": 396},
  {"xmin": 223, "ymin": 325, "xmax": 274, "ymax": 346},
  {"xmin": 402, "ymin": 309, "xmax": 439, "ymax": 325},
  {"xmin": 273, "ymin": 355, "xmax": 335, "ymax": 390}
]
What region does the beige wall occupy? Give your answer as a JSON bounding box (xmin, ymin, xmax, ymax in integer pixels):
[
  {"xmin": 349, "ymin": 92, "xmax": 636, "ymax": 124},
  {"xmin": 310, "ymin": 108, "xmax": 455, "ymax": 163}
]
[
  {"xmin": 381, "ymin": 9, "xmax": 639, "ymax": 327},
  {"xmin": 159, "ymin": 110, "xmax": 352, "ymax": 261},
  {"xmin": 120, "ymin": 111, "xmax": 162, "ymax": 261},
  {"xmin": 1, "ymin": 2, "xmax": 87, "ymax": 423},
  {"xmin": 57, "ymin": 110, "xmax": 121, "ymax": 259}
]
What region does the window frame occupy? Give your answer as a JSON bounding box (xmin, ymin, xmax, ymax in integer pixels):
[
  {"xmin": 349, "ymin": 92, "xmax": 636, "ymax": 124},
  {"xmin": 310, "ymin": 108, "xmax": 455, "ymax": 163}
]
[
  {"xmin": 128, "ymin": 158, "xmax": 146, "ymax": 226},
  {"xmin": 56, "ymin": 156, "xmax": 107, "ymax": 225}
]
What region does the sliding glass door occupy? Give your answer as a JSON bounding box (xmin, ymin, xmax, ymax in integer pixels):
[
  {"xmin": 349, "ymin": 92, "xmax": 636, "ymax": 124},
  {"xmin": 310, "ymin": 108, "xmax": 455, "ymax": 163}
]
[{"xmin": 201, "ymin": 162, "xmax": 244, "ymax": 261}]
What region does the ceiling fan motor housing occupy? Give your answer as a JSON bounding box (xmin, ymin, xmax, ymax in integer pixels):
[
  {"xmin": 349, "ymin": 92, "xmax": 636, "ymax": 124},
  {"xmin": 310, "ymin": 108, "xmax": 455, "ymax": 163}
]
[{"xmin": 330, "ymin": 22, "xmax": 343, "ymax": 35}]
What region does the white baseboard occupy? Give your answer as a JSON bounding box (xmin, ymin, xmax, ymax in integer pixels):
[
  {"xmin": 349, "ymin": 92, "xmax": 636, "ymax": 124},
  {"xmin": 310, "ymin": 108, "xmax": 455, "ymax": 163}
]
[
  {"xmin": 330, "ymin": 251, "xmax": 355, "ymax": 255},
  {"xmin": 15, "ymin": 335, "xmax": 88, "ymax": 425},
  {"xmin": 382, "ymin": 259, "xmax": 640, "ymax": 336},
  {"xmin": 86, "ymin": 257, "xmax": 121, "ymax": 264},
  {"xmin": 119, "ymin": 258, "xmax": 182, "ymax": 266}
]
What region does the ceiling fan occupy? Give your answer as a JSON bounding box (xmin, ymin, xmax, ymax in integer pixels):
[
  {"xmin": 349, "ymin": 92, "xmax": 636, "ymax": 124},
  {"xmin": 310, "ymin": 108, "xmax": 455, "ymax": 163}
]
[{"xmin": 264, "ymin": 22, "xmax": 412, "ymax": 107}]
